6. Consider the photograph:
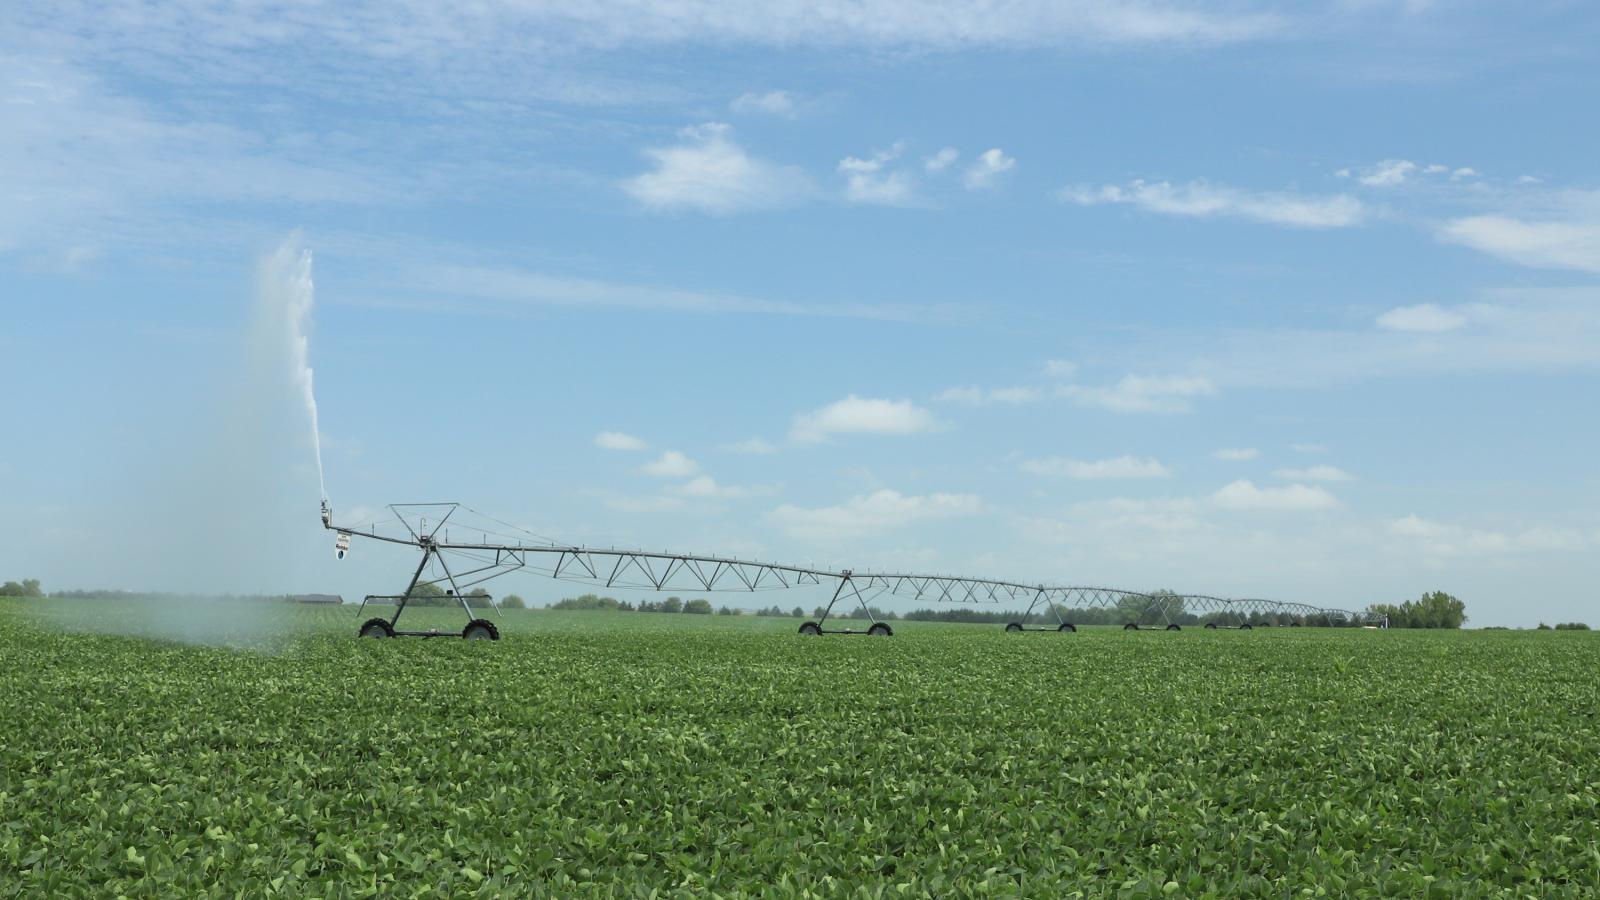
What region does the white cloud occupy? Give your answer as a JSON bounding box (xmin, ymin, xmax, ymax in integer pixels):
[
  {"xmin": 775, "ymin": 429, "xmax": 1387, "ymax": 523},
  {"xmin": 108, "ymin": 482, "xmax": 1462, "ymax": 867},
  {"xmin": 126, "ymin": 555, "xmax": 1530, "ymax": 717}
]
[
  {"xmin": 1273, "ymin": 465, "xmax": 1354, "ymax": 482},
  {"xmin": 730, "ymin": 90, "xmax": 798, "ymax": 116},
  {"xmin": 1357, "ymin": 159, "xmax": 1417, "ymax": 187},
  {"xmin": 671, "ymin": 475, "xmax": 770, "ymax": 499},
  {"xmin": 639, "ymin": 450, "xmax": 700, "ymax": 477},
  {"xmin": 936, "ymin": 385, "xmax": 1043, "ymax": 406},
  {"xmin": 925, "ymin": 148, "xmax": 959, "ymax": 172},
  {"xmin": 1451, "ymin": 167, "xmax": 1478, "ymax": 180},
  {"xmin": 623, "ymin": 123, "xmax": 810, "ymax": 214},
  {"xmin": 963, "ymin": 148, "xmax": 1016, "ymax": 190},
  {"xmin": 1376, "ymin": 303, "xmax": 1467, "ymax": 332},
  {"xmin": 1043, "ymin": 359, "xmax": 1078, "ymax": 378},
  {"xmin": 769, "ymin": 489, "xmax": 980, "ymax": 540},
  {"xmin": 790, "ymin": 395, "xmax": 939, "ymax": 443},
  {"xmin": 1438, "ymin": 214, "xmax": 1600, "ymax": 274},
  {"xmin": 1064, "ymin": 179, "xmax": 1364, "ymax": 228},
  {"xmin": 839, "ymin": 143, "xmax": 918, "ymax": 206},
  {"xmin": 1212, "ymin": 480, "xmax": 1339, "ymax": 511},
  {"xmin": 1213, "ymin": 448, "xmax": 1260, "ymax": 461},
  {"xmin": 1423, "ymin": 163, "xmax": 1447, "ymax": 175},
  {"xmin": 721, "ymin": 437, "xmax": 777, "ymax": 455},
  {"xmin": 1021, "ymin": 455, "xmax": 1171, "ymax": 479},
  {"xmin": 1058, "ymin": 374, "xmax": 1217, "ymax": 413},
  {"xmin": 1388, "ymin": 515, "xmax": 1596, "ymax": 556},
  {"xmin": 400, "ymin": 262, "xmax": 927, "ymax": 321},
  {"xmin": 595, "ymin": 431, "xmax": 647, "ymax": 451}
]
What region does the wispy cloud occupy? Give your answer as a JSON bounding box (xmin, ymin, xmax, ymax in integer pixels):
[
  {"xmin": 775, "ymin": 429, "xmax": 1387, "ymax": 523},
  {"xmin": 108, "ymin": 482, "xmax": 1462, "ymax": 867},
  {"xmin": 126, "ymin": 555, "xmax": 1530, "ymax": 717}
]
[
  {"xmin": 963, "ymin": 148, "xmax": 1016, "ymax": 190},
  {"xmin": 1021, "ymin": 455, "xmax": 1171, "ymax": 479},
  {"xmin": 1438, "ymin": 210, "xmax": 1600, "ymax": 274},
  {"xmin": 1063, "ymin": 179, "xmax": 1364, "ymax": 228},
  {"xmin": 1213, "ymin": 448, "xmax": 1259, "ymax": 461},
  {"xmin": 393, "ymin": 262, "xmax": 936, "ymax": 322},
  {"xmin": 936, "ymin": 385, "xmax": 1044, "ymax": 406},
  {"xmin": 1058, "ymin": 374, "xmax": 1217, "ymax": 413},
  {"xmin": 924, "ymin": 148, "xmax": 959, "ymax": 172},
  {"xmin": 639, "ymin": 450, "xmax": 700, "ymax": 478},
  {"xmin": 595, "ymin": 431, "xmax": 647, "ymax": 451},
  {"xmin": 839, "ymin": 143, "xmax": 919, "ymax": 206},
  {"xmin": 1273, "ymin": 465, "xmax": 1354, "ymax": 482},
  {"xmin": 624, "ymin": 123, "xmax": 811, "ymax": 214},
  {"xmin": 769, "ymin": 489, "xmax": 980, "ymax": 540},
  {"xmin": 791, "ymin": 395, "xmax": 941, "ymax": 443},
  {"xmin": 1212, "ymin": 480, "xmax": 1340, "ymax": 511},
  {"xmin": 730, "ymin": 90, "xmax": 800, "ymax": 117},
  {"xmin": 1355, "ymin": 158, "xmax": 1417, "ymax": 187},
  {"xmin": 1376, "ymin": 303, "xmax": 1467, "ymax": 332},
  {"xmin": 671, "ymin": 475, "xmax": 772, "ymax": 499},
  {"xmin": 1388, "ymin": 514, "xmax": 1597, "ymax": 557}
]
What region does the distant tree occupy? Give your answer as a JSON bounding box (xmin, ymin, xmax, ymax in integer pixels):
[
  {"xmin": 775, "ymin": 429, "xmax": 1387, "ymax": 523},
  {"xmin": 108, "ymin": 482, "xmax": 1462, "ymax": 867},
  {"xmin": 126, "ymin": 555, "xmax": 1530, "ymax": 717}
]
[
  {"xmin": 501, "ymin": 594, "xmax": 526, "ymax": 609},
  {"xmin": 1367, "ymin": 591, "xmax": 1467, "ymax": 629},
  {"xmin": 1555, "ymin": 622, "xmax": 1591, "ymax": 630},
  {"xmin": 662, "ymin": 596, "xmax": 684, "ymax": 614},
  {"xmin": 1535, "ymin": 623, "xmax": 1552, "ymax": 630},
  {"xmin": 716, "ymin": 605, "xmax": 740, "ymax": 616},
  {"xmin": 0, "ymin": 579, "xmax": 42, "ymax": 598},
  {"xmin": 399, "ymin": 581, "xmax": 453, "ymax": 607},
  {"xmin": 791, "ymin": 607, "xmax": 805, "ymax": 618},
  {"xmin": 550, "ymin": 593, "xmax": 622, "ymax": 611},
  {"xmin": 682, "ymin": 599, "xmax": 713, "ymax": 614}
]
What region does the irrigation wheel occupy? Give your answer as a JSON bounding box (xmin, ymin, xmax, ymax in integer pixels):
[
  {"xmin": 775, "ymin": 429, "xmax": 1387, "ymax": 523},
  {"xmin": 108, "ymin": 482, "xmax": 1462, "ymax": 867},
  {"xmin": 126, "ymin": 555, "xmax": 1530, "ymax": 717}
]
[
  {"xmin": 1005, "ymin": 622, "xmax": 1024, "ymax": 633},
  {"xmin": 798, "ymin": 621, "xmax": 822, "ymax": 636},
  {"xmin": 1123, "ymin": 622, "xmax": 1139, "ymax": 631},
  {"xmin": 1058, "ymin": 623, "xmax": 1077, "ymax": 633},
  {"xmin": 867, "ymin": 622, "xmax": 894, "ymax": 637},
  {"xmin": 358, "ymin": 618, "xmax": 395, "ymax": 639},
  {"xmin": 1204, "ymin": 622, "xmax": 1218, "ymax": 629},
  {"xmin": 1240, "ymin": 623, "xmax": 1254, "ymax": 631},
  {"xmin": 1166, "ymin": 623, "xmax": 1182, "ymax": 631},
  {"xmin": 462, "ymin": 619, "xmax": 500, "ymax": 641}
]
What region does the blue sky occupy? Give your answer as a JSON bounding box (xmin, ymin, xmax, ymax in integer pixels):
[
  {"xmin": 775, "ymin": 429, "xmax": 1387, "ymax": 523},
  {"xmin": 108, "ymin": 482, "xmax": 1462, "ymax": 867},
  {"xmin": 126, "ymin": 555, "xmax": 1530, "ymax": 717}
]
[{"xmin": 4, "ymin": 1, "xmax": 1598, "ymax": 625}]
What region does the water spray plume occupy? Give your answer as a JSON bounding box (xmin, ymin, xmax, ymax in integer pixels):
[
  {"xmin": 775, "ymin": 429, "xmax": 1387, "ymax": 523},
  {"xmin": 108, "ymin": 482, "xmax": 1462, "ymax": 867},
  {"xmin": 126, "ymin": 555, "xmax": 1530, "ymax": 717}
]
[{"xmin": 263, "ymin": 236, "xmax": 327, "ymax": 504}]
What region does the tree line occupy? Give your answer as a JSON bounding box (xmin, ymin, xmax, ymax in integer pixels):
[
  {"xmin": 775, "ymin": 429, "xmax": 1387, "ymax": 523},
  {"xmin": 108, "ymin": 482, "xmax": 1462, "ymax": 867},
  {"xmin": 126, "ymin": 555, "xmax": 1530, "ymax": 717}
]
[
  {"xmin": 0, "ymin": 579, "xmax": 1572, "ymax": 632},
  {"xmin": 1363, "ymin": 591, "xmax": 1468, "ymax": 629}
]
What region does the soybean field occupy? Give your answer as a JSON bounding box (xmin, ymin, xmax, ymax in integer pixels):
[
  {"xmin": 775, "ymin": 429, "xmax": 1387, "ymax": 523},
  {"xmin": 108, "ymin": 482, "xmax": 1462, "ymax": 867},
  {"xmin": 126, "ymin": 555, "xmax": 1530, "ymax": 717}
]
[{"xmin": 2, "ymin": 599, "xmax": 1597, "ymax": 896}]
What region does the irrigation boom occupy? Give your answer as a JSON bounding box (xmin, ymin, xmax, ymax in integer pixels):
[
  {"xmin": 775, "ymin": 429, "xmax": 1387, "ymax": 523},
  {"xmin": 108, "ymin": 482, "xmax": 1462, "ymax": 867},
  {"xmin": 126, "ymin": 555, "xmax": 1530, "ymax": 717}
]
[{"xmin": 323, "ymin": 501, "xmax": 1382, "ymax": 640}]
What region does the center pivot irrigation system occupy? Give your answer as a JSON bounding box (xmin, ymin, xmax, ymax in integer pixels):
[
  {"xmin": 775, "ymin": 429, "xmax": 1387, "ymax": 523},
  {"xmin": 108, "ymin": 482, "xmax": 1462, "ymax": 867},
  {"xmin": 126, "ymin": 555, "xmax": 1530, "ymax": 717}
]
[{"xmin": 323, "ymin": 501, "xmax": 1383, "ymax": 640}]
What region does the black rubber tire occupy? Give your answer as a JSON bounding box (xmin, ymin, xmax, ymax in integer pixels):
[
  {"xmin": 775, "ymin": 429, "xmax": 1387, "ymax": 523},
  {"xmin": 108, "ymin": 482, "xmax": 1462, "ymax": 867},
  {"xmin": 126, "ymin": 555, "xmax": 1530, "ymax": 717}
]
[
  {"xmin": 359, "ymin": 618, "xmax": 395, "ymax": 639},
  {"xmin": 1058, "ymin": 623, "xmax": 1077, "ymax": 633},
  {"xmin": 1005, "ymin": 622, "xmax": 1024, "ymax": 632},
  {"xmin": 462, "ymin": 618, "xmax": 500, "ymax": 641},
  {"xmin": 1290, "ymin": 622, "xmax": 1302, "ymax": 627},
  {"xmin": 1123, "ymin": 622, "xmax": 1139, "ymax": 631},
  {"xmin": 1166, "ymin": 623, "xmax": 1181, "ymax": 631},
  {"xmin": 867, "ymin": 622, "xmax": 893, "ymax": 637},
  {"xmin": 1256, "ymin": 622, "xmax": 1272, "ymax": 628},
  {"xmin": 1240, "ymin": 623, "xmax": 1254, "ymax": 631},
  {"xmin": 1204, "ymin": 622, "xmax": 1218, "ymax": 630},
  {"xmin": 798, "ymin": 621, "xmax": 822, "ymax": 636}
]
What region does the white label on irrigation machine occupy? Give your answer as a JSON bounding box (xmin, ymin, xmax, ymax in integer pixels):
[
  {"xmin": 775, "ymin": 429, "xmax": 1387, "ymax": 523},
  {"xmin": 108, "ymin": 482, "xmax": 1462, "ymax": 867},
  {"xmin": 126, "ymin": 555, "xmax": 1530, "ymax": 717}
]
[{"xmin": 335, "ymin": 532, "xmax": 350, "ymax": 560}]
